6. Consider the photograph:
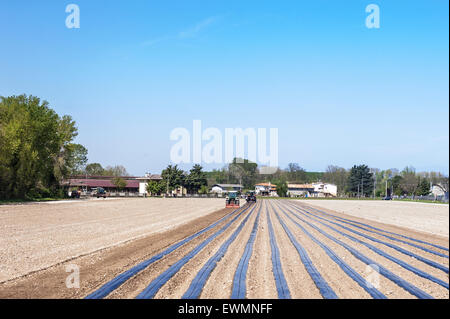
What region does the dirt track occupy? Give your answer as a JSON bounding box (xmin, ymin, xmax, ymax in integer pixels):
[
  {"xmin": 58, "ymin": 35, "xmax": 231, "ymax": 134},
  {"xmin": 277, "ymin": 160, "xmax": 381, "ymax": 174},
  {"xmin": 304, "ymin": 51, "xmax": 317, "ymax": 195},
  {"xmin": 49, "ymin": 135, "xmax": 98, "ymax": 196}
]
[{"xmin": 0, "ymin": 199, "xmax": 448, "ymax": 299}]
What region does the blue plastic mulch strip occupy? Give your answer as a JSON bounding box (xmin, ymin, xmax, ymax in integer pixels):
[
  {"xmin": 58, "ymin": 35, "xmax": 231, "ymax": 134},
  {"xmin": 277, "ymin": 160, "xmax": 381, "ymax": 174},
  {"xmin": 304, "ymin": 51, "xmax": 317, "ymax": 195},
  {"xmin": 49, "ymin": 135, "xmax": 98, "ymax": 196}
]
[
  {"xmin": 289, "ymin": 203, "xmax": 449, "ymax": 278},
  {"xmin": 284, "ymin": 202, "xmax": 449, "ymax": 290},
  {"xmin": 309, "ymin": 205, "xmax": 450, "ymax": 258},
  {"xmin": 265, "ymin": 206, "xmax": 291, "ymax": 299},
  {"xmin": 230, "ymin": 204, "xmax": 261, "ymax": 299},
  {"xmin": 279, "ymin": 201, "xmax": 433, "ymax": 299},
  {"xmin": 269, "ymin": 202, "xmax": 338, "ymax": 299},
  {"xmin": 136, "ymin": 204, "xmax": 254, "ymax": 299},
  {"xmin": 303, "ymin": 204, "xmax": 449, "ymax": 252},
  {"xmin": 302, "ymin": 204, "xmax": 449, "ymax": 258},
  {"xmin": 273, "ymin": 202, "xmax": 387, "ymax": 299},
  {"xmin": 85, "ymin": 205, "xmax": 246, "ymax": 299},
  {"xmin": 183, "ymin": 203, "xmax": 259, "ymax": 299}
]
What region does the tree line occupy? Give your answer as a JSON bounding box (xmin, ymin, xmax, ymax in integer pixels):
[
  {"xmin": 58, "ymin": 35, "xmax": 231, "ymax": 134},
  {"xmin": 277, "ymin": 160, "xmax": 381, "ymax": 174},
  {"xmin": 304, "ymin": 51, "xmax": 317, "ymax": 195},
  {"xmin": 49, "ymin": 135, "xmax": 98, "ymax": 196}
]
[
  {"xmin": 319, "ymin": 165, "xmax": 448, "ymax": 198},
  {"xmin": 0, "ymin": 95, "xmax": 88, "ymax": 200},
  {"xmin": 2, "ymin": 95, "xmax": 448, "ymax": 199},
  {"xmin": 0, "ymin": 95, "xmax": 135, "ymax": 199},
  {"xmin": 199, "ymin": 161, "xmax": 449, "ymax": 198},
  {"xmin": 146, "ymin": 164, "xmax": 208, "ymax": 196},
  {"xmin": 115, "ymin": 161, "xmax": 449, "ymax": 198}
]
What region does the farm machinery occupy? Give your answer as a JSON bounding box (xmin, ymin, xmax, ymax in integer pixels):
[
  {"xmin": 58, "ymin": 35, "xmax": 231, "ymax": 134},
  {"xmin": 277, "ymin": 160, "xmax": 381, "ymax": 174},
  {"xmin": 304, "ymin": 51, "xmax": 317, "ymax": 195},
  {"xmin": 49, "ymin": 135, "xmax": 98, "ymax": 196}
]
[
  {"xmin": 246, "ymin": 191, "xmax": 257, "ymax": 203},
  {"xmin": 226, "ymin": 191, "xmax": 240, "ymax": 208}
]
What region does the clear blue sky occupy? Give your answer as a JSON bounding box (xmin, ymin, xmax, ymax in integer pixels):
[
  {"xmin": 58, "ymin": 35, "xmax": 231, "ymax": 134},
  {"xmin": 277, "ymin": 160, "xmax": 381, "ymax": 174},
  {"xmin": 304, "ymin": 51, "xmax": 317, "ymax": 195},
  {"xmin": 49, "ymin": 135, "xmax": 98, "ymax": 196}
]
[{"xmin": 1, "ymin": 0, "xmax": 448, "ymax": 175}]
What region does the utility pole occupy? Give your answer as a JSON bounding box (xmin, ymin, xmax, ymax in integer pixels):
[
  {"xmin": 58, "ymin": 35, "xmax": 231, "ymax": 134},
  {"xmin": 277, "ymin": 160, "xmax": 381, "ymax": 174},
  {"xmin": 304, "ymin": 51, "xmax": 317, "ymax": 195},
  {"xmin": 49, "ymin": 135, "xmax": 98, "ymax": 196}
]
[
  {"xmin": 167, "ymin": 178, "xmax": 169, "ymax": 196},
  {"xmin": 386, "ymin": 180, "xmax": 388, "ymax": 197},
  {"xmin": 373, "ymin": 180, "xmax": 376, "ymax": 198},
  {"xmin": 373, "ymin": 175, "xmax": 376, "ymax": 199},
  {"xmin": 430, "ymin": 181, "xmax": 434, "ymax": 200},
  {"xmin": 361, "ymin": 177, "xmax": 364, "ymax": 198}
]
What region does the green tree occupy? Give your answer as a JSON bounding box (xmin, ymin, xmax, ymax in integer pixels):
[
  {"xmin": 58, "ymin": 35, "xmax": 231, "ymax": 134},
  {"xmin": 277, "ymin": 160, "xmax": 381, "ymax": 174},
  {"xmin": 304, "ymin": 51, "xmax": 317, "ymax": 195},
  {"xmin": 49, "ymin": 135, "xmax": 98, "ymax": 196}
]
[
  {"xmin": 185, "ymin": 164, "xmax": 207, "ymax": 194},
  {"xmin": 392, "ymin": 175, "xmax": 403, "ymax": 196},
  {"xmin": 286, "ymin": 163, "xmax": 307, "ymax": 182},
  {"xmin": 229, "ymin": 158, "xmax": 258, "ymax": 189},
  {"xmin": 161, "ymin": 164, "xmax": 186, "ymax": 194},
  {"xmin": 53, "ymin": 115, "xmax": 80, "ymax": 184},
  {"xmin": 275, "ymin": 180, "xmax": 288, "ymax": 197},
  {"xmin": 112, "ymin": 177, "xmax": 127, "ymax": 191},
  {"xmin": 400, "ymin": 166, "xmax": 419, "ymax": 196},
  {"xmin": 146, "ymin": 180, "xmax": 165, "ymax": 196},
  {"xmin": 417, "ymin": 178, "xmax": 431, "ymax": 196},
  {"xmin": 198, "ymin": 185, "xmax": 209, "ymax": 195},
  {"xmin": 104, "ymin": 165, "xmax": 129, "ymax": 177},
  {"xmin": 206, "ymin": 168, "xmax": 229, "ymax": 185},
  {"xmin": 0, "ymin": 95, "xmax": 85, "ymax": 199},
  {"xmin": 256, "ymin": 168, "xmax": 286, "ymax": 184},
  {"xmin": 347, "ymin": 165, "xmax": 374, "ymax": 197},
  {"xmin": 374, "ymin": 169, "xmax": 396, "ymax": 197},
  {"xmin": 323, "ymin": 165, "xmax": 348, "ymax": 195},
  {"xmin": 65, "ymin": 144, "xmax": 88, "ymax": 175},
  {"xmin": 85, "ymin": 163, "xmax": 105, "ymax": 176}
]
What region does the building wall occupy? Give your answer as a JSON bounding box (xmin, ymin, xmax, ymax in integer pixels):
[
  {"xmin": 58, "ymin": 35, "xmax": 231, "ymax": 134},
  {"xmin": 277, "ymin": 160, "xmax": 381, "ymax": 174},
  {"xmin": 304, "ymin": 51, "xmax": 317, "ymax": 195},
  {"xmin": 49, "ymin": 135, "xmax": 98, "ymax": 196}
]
[
  {"xmin": 312, "ymin": 183, "xmax": 337, "ymax": 197},
  {"xmin": 139, "ymin": 182, "xmax": 147, "ymax": 195},
  {"xmin": 288, "ymin": 190, "xmax": 312, "ymax": 197},
  {"xmin": 324, "ymin": 184, "xmax": 338, "ymax": 197},
  {"xmin": 287, "ymin": 183, "xmax": 337, "ymax": 198},
  {"xmin": 432, "ymin": 185, "xmax": 446, "ymax": 197},
  {"xmin": 211, "ymin": 186, "xmax": 224, "ymax": 193},
  {"xmin": 255, "ymin": 185, "xmax": 266, "ymax": 195}
]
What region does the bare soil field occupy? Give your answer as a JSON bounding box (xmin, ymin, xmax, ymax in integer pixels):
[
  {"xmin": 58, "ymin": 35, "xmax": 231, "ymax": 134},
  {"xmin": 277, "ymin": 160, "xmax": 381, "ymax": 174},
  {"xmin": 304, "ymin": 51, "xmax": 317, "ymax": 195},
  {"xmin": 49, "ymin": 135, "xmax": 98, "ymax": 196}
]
[
  {"xmin": 300, "ymin": 200, "xmax": 449, "ymax": 238},
  {"xmin": 0, "ymin": 198, "xmax": 223, "ymax": 283},
  {"xmin": 1, "ymin": 199, "xmax": 448, "ymax": 299}
]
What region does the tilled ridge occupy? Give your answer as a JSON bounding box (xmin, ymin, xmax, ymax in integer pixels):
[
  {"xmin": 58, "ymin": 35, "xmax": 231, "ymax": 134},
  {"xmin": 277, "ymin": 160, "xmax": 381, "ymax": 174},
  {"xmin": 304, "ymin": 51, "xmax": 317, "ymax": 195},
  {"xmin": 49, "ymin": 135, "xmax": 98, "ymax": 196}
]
[
  {"xmin": 285, "ymin": 202, "xmax": 449, "ymax": 299},
  {"xmin": 277, "ymin": 201, "xmax": 414, "ymax": 299},
  {"xmin": 105, "ymin": 206, "xmax": 251, "ymax": 299},
  {"xmin": 2, "ymin": 199, "xmax": 447, "ymax": 299},
  {"xmin": 291, "ymin": 201, "xmax": 449, "ymax": 252},
  {"xmin": 282, "ymin": 201, "xmax": 448, "ymax": 299},
  {"xmin": 151, "ymin": 205, "xmax": 255, "ymax": 299},
  {"xmin": 267, "ymin": 201, "xmax": 322, "ymax": 298},
  {"xmin": 200, "ymin": 202, "xmax": 262, "ymax": 299},
  {"xmin": 246, "ymin": 201, "xmax": 279, "ymax": 299}
]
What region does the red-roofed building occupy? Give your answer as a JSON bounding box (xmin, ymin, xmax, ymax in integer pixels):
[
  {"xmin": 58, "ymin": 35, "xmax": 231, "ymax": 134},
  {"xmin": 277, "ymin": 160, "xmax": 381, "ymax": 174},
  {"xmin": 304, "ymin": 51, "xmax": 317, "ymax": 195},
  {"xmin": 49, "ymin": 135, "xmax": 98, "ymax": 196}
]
[{"xmin": 62, "ymin": 174, "xmax": 162, "ymax": 195}]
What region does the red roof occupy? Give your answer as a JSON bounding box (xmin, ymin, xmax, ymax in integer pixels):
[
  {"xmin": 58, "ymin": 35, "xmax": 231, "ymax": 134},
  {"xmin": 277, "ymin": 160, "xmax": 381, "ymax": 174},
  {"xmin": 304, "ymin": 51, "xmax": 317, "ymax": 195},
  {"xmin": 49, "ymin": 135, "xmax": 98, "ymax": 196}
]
[
  {"xmin": 66, "ymin": 179, "xmax": 139, "ymax": 188},
  {"xmin": 255, "ymin": 183, "xmax": 277, "ymax": 190}
]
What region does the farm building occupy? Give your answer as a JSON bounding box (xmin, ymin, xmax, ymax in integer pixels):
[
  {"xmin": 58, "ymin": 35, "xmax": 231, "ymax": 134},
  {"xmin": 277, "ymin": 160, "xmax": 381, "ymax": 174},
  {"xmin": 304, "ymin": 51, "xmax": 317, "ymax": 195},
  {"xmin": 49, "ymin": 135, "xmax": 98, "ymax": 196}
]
[
  {"xmin": 431, "ymin": 184, "xmax": 449, "ymax": 201},
  {"xmin": 211, "ymin": 184, "xmax": 243, "ymax": 194},
  {"xmin": 255, "ymin": 183, "xmax": 278, "ymax": 196},
  {"xmin": 63, "ymin": 173, "xmax": 162, "ymax": 195},
  {"xmin": 287, "ymin": 182, "xmax": 337, "ymax": 198},
  {"xmin": 135, "ymin": 173, "xmax": 163, "ymax": 194}
]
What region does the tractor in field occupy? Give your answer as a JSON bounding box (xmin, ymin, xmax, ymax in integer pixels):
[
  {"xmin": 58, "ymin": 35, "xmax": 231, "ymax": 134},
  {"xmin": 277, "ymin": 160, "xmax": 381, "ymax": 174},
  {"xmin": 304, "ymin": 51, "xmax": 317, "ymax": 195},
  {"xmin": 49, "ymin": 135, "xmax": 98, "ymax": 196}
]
[
  {"xmin": 226, "ymin": 191, "xmax": 240, "ymax": 208},
  {"xmin": 92, "ymin": 187, "xmax": 108, "ymax": 199},
  {"xmin": 246, "ymin": 191, "xmax": 257, "ymax": 203},
  {"xmin": 69, "ymin": 189, "xmax": 81, "ymax": 199}
]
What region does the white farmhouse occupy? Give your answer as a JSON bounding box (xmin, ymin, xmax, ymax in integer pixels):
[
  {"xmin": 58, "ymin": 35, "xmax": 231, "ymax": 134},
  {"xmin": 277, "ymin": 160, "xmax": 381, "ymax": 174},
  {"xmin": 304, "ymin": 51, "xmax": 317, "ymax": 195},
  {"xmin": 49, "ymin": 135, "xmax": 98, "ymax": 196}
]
[
  {"xmin": 287, "ymin": 182, "xmax": 337, "ymax": 198},
  {"xmin": 313, "ymin": 182, "xmax": 337, "ymax": 197},
  {"xmin": 255, "ymin": 183, "xmax": 278, "ymax": 196},
  {"xmin": 431, "ymin": 184, "xmax": 449, "ymax": 201},
  {"xmin": 211, "ymin": 184, "xmax": 243, "ymax": 194},
  {"xmin": 135, "ymin": 173, "xmax": 163, "ymax": 195}
]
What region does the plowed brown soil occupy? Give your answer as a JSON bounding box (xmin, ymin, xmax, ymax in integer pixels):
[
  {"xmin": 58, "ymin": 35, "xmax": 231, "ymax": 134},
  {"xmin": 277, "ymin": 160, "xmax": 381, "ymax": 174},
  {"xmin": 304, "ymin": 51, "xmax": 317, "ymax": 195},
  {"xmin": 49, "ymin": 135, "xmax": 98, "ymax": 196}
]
[{"xmin": 1, "ymin": 199, "xmax": 448, "ymax": 299}]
